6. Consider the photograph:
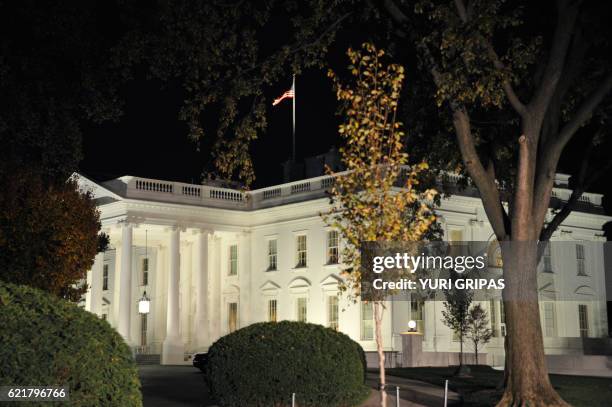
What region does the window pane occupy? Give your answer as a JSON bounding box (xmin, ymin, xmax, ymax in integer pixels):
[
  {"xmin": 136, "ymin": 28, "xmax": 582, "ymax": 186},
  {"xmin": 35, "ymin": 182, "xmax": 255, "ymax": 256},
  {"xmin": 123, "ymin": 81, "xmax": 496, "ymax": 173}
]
[
  {"xmin": 268, "ymin": 299, "xmax": 277, "ymax": 322},
  {"xmin": 328, "ymin": 296, "xmax": 339, "ymax": 330},
  {"xmin": 140, "ymin": 314, "xmax": 147, "ymax": 346},
  {"xmin": 102, "ymin": 264, "xmax": 109, "ymax": 291},
  {"xmin": 268, "ymin": 240, "xmax": 277, "ymax": 271},
  {"xmin": 489, "ymin": 300, "xmax": 498, "ymax": 337},
  {"xmin": 543, "ymin": 302, "xmax": 555, "ymax": 337},
  {"xmin": 228, "ymin": 302, "xmax": 238, "ymax": 332},
  {"xmin": 327, "ymin": 231, "xmax": 339, "ymax": 264},
  {"xmin": 296, "ymin": 297, "xmax": 307, "ymax": 322},
  {"xmin": 578, "ymin": 304, "xmax": 589, "ymax": 338},
  {"xmin": 296, "ymin": 235, "xmax": 307, "ymax": 268},
  {"xmin": 229, "ymin": 245, "xmax": 238, "ymax": 276},
  {"xmin": 361, "ymin": 302, "xmax": 374, "ymax": 340}
]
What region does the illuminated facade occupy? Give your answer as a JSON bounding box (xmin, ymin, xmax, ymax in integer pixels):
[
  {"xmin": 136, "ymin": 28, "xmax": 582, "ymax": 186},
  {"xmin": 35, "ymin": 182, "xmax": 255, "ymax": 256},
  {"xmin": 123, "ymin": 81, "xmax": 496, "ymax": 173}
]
[{"xmin": 78, "ymin": 171, "xmax": 609, "ymax": 368}]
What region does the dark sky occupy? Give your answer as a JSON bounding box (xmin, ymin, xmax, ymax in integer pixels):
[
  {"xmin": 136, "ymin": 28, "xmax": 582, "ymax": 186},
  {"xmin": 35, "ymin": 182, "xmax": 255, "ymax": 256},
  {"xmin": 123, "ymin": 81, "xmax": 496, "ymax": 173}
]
[{"xmin": 80, "ymin": 67, "xmax": 341, "ymax": 188}]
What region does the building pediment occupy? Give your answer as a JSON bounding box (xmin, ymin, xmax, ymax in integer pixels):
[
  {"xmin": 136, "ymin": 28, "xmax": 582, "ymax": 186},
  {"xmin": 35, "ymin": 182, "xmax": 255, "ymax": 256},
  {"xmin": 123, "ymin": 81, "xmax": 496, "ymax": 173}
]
[
  {"xmin": 320, "ymin": 274, "xmax": 342, "ymax": 292},
  {"xmin": 575, "ymin": 285, "xmax": 595, "ymax": 297},
  {"xmin": 288, "ymin": 277, "xmax": 311, "ymax": 294},
  {"xmin": 260, "ymin": 280, "xmax": 281, "ymax": 296}
]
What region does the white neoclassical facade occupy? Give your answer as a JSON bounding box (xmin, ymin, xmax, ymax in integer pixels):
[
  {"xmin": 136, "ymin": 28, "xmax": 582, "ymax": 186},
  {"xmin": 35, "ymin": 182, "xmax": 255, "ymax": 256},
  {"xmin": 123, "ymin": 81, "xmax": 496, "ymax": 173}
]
[{"xmin": 78, "ymin": 171, "xmax": 610, "ymax": 367}]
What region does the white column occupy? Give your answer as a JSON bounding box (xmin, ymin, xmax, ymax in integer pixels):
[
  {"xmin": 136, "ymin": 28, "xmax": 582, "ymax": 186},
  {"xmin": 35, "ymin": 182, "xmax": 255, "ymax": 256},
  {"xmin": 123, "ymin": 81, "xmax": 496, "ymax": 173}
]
[
  {"xmin": 89, "ymin": 252, "xmax": 104, "ymax": 316},
  {"xmin": 194, "ymin": 230, "xmax": 210, "ymax": 349},
  {"xmin": 117, "ymin": 223, "xmax": 133, "ymax": 343},
  {"xmin": 162, "ymin": 226, "xmax": 185, "ymax": 364}
]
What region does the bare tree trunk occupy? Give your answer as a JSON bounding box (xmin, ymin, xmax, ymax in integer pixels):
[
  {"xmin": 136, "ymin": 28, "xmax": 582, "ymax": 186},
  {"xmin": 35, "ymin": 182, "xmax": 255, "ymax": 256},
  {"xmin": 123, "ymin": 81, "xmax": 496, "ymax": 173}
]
[
  {"xmin": 496, "ymin": 241, "xmax": 569, "ymax": 406},
  {"xmin": 374, "ymin": 301, "xmax": 387, "ymax": 407},
  {"xmin": 475, "ymin": 342, "xmax": 479, "ymax": 365}
]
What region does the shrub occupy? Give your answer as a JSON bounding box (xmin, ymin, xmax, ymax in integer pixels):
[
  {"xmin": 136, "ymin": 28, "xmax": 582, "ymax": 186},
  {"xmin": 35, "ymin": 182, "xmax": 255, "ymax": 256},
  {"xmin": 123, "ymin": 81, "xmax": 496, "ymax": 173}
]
[
  {"xmin": 206, "ymin": 321, "xmax": 369, "ymax": 407},
  {"xmin": 0, "ymin": 282, "xmax": 141, "ymax": 406}
]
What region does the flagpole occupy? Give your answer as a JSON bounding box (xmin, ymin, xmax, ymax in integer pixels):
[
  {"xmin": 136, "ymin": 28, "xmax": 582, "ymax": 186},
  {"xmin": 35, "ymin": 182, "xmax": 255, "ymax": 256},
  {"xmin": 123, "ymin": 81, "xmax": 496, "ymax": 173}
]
[{"xmin": 292, "ymin": 74, "xmax": 296, "ymax": 162}]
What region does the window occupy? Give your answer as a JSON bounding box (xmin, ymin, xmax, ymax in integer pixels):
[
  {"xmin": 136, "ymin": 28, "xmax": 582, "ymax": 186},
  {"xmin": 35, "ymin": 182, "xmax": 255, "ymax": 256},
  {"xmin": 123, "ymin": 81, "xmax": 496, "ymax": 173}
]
[
  {"xmin": 578, "ymin": 304, "xmax": 589, "ymax": 338},
  {"xmin": 102, "ymin": 264, "xmax": 109, "ymax": 291},
  {"xmin": 576, "ymin": 244, "xmax": 586, "ymax": 276},
  {"xmin": 542, "ymin": 243, "xmax": 553, "ymax": 273},
  {"xmin": 229, "ymin": 244, "xmax": 238, "ymax": 276},
  {"xmin": 449, "ymin": 229, "xmax": 464, "ymax": 256},
  {"xmin": 410, "ymin": 299, "xmax": 425, "ymax": 334},
  {"xmin": 295, "ymin": 235, "xmax": 307, "ymax": 268},
  {"xmin": 361, "ymin": 302, "xmax": 374, "ymax": 340},
  {"xmin": 326, "ymin": 230, "xmax": 339, "ymax": 264},
  {"xmin": 268, "ymin": 299, "xmax": 277, "ymax": 322},
  {"xmin": 489, "ymin": 300, "xmax": 498, "ymax": 337},
  {"xmin": 228, "ymin": 302, "xmax": 238, "ymax": 333},
  {"xmin": 542, "ymin": 302, "xmax": 556, "ymax": 337},
  {"xmin": 328, "ymin": 296, "xmax": 339, "ymax": 330},
  {"xmin": 142, "ymin": 258, "xmax": 149, "ymax": 285},
  {"xmin": 267, "ymin": 239, "xmax": 277, "ymax": 271},
  {"xmin": 296, "ymin": 297, "xmax": 308, "ymax": 322},
  {"xmin": 140, "ymin": 314, "xmax": 148, "ymax": 346},
  {"xmin": 101, "ymin": 313, "xmax": 107, "ymax": 320}
]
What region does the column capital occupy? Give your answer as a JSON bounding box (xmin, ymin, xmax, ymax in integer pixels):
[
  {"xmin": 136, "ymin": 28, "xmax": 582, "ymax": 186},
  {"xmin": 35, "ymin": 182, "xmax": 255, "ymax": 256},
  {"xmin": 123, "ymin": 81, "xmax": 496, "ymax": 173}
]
[
  {"xmin": 165, "ymin": 224, "xmax": 186, "ymax": 233},
  {"xmin": 191, "ymin": 227, "xmax": 214, "ymax": 236}
]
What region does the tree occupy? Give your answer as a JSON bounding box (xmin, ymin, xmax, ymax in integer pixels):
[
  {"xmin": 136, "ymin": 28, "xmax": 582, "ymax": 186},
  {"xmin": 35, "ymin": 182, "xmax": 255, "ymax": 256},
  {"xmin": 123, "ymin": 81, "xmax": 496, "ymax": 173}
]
[
  {"xmin": 466, "ymin": 303, "xmax": 493, "ymax": 365},
  {"xmin": 0, "ymin": 168, "xmax": 107, "ymax": 301},
  {"xmin": 376, "ymin": 1, "xmax": 612, "ymax": 404},
  {"xmin": 324, "ymin": 43, "xmax": 437, "ymax": 407},
  {"xmin": 441, "ymin": 271, "xmax": 474, "ymax": 376}
]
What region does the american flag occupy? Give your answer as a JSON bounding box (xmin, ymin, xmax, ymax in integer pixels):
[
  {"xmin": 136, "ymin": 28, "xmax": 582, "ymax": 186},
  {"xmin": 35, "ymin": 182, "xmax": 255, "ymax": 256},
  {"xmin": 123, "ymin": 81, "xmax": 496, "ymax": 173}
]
[{"xmin": 272, "ymin": 84, "xmax": 294, "ymax": 106}]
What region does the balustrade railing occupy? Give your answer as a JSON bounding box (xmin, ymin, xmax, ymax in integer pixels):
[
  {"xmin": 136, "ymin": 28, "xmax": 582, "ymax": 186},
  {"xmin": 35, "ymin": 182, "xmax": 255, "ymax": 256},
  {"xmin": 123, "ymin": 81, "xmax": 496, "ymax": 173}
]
[{"xmin": 124, "ymin": 168, "xmax": 602, "ymax": 210}]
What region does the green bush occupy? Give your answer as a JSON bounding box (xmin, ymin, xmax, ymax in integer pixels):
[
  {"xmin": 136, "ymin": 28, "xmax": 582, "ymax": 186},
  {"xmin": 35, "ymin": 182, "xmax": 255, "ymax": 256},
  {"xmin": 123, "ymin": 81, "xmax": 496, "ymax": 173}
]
[
  {"xmin": 0, "ymin": 282, "xmax": 141, "ymax": 406},
  {"xmin": 206, "ymin": 321, "xmax": 369, "ymax": 407}
]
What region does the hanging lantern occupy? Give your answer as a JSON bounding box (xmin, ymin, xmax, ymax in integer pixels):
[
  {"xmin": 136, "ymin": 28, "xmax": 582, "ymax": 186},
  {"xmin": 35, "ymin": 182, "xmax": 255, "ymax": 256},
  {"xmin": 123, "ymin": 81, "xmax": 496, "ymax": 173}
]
[{"xmin": 138, "ymin": 291, "xmax": 150, "ymax": 314}]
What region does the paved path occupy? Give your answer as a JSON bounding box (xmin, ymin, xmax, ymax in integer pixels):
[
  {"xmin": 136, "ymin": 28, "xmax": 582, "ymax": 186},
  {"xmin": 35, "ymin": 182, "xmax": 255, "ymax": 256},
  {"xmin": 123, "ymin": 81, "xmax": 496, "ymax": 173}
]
[
  {"xmin": 366, "ymin": 373, "xmax": 461, "ymax": 406},
  {"xmin": 139, "ymin": 365, "xmax": 457, "ymax": 407},
  {"xmin": 139, "ymin": 365, "xmax": 213, "ymax": 407}
]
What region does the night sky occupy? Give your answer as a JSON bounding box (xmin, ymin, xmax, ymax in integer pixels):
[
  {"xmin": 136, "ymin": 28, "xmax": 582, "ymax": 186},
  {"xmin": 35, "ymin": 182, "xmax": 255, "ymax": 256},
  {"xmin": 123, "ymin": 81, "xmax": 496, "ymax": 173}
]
[
  {"xmin": 80, "ymin": 67, "xmax": 341, "ymax": 188},
  {"xmin": 76, "ymin": 4, "xmax": 612, "ymax": 220}
]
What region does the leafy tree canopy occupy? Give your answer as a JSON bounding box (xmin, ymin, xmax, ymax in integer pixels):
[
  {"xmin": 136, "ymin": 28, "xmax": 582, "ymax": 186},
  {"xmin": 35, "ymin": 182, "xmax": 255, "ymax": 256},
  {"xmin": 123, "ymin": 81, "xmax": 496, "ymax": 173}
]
[{"xmin": 0, "ymin": 167, "xmax": 107, "ymax": 301}]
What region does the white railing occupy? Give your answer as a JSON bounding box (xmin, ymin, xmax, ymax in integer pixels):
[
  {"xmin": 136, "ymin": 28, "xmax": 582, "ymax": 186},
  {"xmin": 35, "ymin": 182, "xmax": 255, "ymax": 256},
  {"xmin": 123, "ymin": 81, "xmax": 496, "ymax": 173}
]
[
  {"xmin": 209, "ymin": 188, "xmax": 244, "ymax": 202},
  {"xmin": 135, "ymin": 179, "xmax": 173, "ymax": 193},
  {"xmin": 291, "ymin": 181, "xmax": 311, "ymax": 194},
  {"xmin": 120, "ymin": 168, "xmax": 603, "ymax": 210}
]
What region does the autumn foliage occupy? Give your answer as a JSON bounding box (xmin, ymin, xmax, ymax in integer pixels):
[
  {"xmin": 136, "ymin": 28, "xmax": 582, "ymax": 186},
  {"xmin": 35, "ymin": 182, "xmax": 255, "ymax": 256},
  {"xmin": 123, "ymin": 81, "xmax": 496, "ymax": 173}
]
[
  {"xmin": 0, "ymin": 168, "xmax": 103, "ymax": 301},
  {"xmin": 325, "ymin": 43, "xmax": 438, "ymax": 407}
]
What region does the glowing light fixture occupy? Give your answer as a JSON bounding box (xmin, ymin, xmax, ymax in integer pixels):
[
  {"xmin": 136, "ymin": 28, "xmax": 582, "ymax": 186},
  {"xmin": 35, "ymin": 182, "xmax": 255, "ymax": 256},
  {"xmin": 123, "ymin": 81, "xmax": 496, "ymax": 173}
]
[
  {"xmin": 138, "ymin": 291, "xmax": 150, "ymax": 314},
  {"xmin": 400, "ymin": 319, "xmax": 421, "ymax": 335}
]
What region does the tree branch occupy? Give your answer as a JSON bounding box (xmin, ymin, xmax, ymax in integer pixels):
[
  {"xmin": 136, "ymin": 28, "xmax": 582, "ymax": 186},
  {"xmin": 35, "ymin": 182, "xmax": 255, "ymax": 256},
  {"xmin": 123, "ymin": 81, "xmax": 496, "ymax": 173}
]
[
  {"xmin": 532, "ymin": 72, "xmax": 612, "ymax": 228},
  {"xmin": 453, "ymin": 108, "xmax": 509, "ymax": 239},
  {"xmin": 540, "ymin": 149, "xmax": 612, "ymax": 242},
  {"xmin": 454, "ymin": 0, "xmax": 526, "ymax": 115},
  {"xmin": 529, "ymin": 0, "xmax": 578, "ymax": 120}
]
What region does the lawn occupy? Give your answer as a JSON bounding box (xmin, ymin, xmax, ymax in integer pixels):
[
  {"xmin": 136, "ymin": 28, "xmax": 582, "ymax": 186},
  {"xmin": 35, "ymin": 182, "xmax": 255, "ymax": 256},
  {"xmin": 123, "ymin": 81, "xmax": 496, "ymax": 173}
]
[{"xmin": 383, "ymin": 365, "xmax": 612, "ymax": 406}]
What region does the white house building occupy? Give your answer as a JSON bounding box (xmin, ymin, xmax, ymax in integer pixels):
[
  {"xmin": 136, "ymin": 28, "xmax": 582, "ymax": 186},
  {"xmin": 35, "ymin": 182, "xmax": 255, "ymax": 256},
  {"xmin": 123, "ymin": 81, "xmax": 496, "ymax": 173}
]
[{"xmin": 78, "ymin": 170, "xmax": 610, "ymax": 368}]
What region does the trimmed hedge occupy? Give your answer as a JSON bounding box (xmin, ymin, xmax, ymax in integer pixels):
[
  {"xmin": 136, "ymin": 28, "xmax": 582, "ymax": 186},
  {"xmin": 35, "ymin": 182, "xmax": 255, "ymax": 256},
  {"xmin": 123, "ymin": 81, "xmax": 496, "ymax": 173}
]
[
  {"xmin": 206, "ymin": 321, "xmax": 369, "ymax": 407},
  {"xmin": 0, "ymin": 282, "xmax": 141, "ymax": 406}
]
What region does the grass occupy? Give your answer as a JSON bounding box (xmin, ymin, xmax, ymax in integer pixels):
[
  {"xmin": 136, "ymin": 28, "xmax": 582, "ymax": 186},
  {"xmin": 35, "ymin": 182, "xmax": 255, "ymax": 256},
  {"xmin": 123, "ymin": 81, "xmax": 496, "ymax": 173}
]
[{"xmin": 383, "ymin": 365, "xmax": 612, "ymax": 406}]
